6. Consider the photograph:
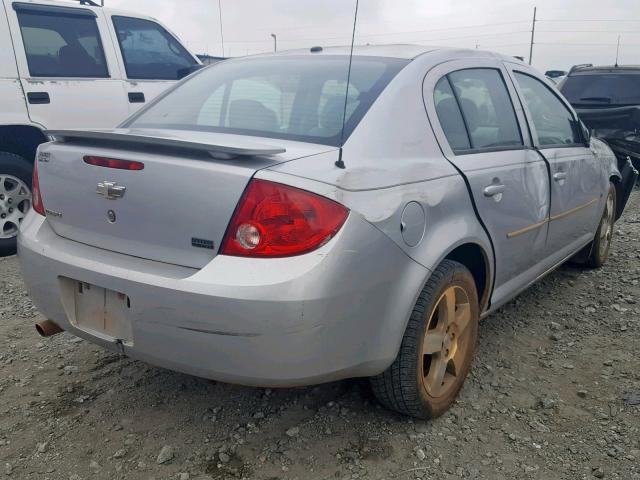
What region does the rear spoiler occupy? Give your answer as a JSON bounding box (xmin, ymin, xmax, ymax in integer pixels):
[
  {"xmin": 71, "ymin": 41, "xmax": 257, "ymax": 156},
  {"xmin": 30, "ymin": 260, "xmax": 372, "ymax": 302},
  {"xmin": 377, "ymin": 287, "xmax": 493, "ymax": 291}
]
[{"xmin": 45, "ymin": 129, "xmax": 286, "ymax": 159}]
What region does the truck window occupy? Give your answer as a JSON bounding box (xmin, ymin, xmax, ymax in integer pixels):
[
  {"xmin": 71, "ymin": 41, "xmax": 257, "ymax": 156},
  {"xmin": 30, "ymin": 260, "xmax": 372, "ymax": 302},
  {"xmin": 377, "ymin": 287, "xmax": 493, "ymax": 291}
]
[
  {"xmin": 112, "ymin": 16, "xmax": 197, "ymax": 80},
  {"xmin": 16, "ymin": 8, "xmax": 108, "ymax": 78}
]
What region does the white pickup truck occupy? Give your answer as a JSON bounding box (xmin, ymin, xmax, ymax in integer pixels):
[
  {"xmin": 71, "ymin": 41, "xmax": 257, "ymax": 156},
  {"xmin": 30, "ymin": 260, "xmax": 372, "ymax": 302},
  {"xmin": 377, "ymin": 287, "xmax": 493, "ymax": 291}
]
[{"xmin": 0, "ymin": 0, "xmax": 202, "ymax": 255}]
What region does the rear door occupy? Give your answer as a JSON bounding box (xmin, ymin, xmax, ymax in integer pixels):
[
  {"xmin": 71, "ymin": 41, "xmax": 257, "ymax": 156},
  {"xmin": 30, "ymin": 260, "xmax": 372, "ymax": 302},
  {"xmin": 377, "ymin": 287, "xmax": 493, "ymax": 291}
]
[
  {"xmin": 7, "ymin": 1, "xmax": 129, "ymax": 129},
  {"xmin": 424, "ymin": 59, "xmax": 550, "ymax": 305},
  {"xmin": 105, "ymin": 14, "xmax": 200, "ymax": 114},
  {"xmin": 508, "ymin": 65, "xmax": 602, "ymax": 257}
]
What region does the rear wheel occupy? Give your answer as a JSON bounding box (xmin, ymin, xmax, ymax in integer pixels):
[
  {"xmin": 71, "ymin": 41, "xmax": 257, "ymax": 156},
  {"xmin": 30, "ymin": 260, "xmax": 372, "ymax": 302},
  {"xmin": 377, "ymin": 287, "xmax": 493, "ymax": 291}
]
[
  {"xmin": 370, "ymin": 260, "xmax": 479, "ymax": 419},
  {"xmin": 0, "ymin": 152, "xmax": 32, "ymax": 257},
  {"xmin": 584, "ymin": 183, "xmax": 616, "ymax": 269}
]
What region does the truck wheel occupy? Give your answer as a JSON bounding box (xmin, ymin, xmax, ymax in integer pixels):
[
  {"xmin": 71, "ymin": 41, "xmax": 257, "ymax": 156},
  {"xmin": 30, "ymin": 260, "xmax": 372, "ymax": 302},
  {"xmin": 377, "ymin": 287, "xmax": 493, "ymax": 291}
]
[
  {"xmin": 0, "ymin": 152, "xmax": 33, "ymax": 257},
  {"xmin": 370, "ymin": 260, "xmax": 479, "ymax": 419},
  {"xmin": 584, "ymin": 183, "xmax": 616, "ymax": 269}
]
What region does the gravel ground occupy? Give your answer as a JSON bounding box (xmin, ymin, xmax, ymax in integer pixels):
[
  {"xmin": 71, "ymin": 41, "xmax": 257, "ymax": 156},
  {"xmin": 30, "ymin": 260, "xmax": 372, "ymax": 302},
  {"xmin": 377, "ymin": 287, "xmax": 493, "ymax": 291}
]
[{"xmin": 1, "ymin": 192, "xmax": 639, "ymax": 480}]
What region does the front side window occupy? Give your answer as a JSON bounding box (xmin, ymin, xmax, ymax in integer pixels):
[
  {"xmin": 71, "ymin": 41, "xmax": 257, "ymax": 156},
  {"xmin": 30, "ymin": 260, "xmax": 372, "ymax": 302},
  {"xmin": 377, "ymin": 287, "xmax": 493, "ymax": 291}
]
[
  {"xmin": 112, "ymin": 16, "xmax": 197, "ymax": 80},
  {"xmin": 514, "ymin": 72, "xmax": 580, "ymax": 146},
  {"xmin": 433, "ymin": 68, "xmax": 523, "ymax": 152},
  {"xmin": 126, "ymin": 56, "xmax": 407, "ymax": 147},
  {"xmin": 16, "ymin": 9, "xmax": 108, "ymax": 78}
]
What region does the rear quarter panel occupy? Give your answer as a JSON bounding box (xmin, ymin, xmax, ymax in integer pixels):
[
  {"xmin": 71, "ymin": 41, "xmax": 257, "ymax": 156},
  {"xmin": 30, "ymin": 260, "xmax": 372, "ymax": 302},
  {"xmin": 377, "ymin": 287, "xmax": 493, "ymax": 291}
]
[
  {"xmin": 259, "ymin": 164, "xmax": 494, "ymax": 314},
  {"xmin": 267, "ymin": 51, "xmax": 495, "ymax": 304}
]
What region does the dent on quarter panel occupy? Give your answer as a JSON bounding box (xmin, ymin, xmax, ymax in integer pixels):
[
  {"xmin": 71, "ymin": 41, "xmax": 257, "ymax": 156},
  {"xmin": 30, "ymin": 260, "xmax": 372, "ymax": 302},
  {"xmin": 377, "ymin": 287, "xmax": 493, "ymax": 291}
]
[{"xmin": 337, "ymin": 174, "xmax": 492, "ymax": 275}]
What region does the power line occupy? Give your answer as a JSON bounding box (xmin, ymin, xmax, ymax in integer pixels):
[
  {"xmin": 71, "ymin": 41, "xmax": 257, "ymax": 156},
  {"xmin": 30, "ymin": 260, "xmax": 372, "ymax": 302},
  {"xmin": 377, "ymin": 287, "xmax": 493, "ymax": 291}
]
[
  {"xmin": 221, "ymin": 20, "xmax": 534, "ymax": 45},
  {"xmin": 212, "ymin": 7, "xmax": 640, "ymax": 60},
  {"xmin": 538, "ymin": 19, "xmax": 640, "ymax": 23},
  {"xmin": 536, "ymin": 42, "xmax": 640, "ymax": 46},
  {"xmin": 404, "ymin": 30, "xmax": 530, "ymax": 43},
  {"xmin": 249, "ymin": 19, "xmax": 530, "ymax": 35},
  {"xmin": 481, "ymin": 42, "xmax": 530, "ymax": 48},
  {"xmin": 341, "ymin": 20, "xmax": 531, "ymax": 38},
  {"xmin": 223, "ymin": 29, "xmax": 530, "ymax": 46},
  {"xmin": 537, "ymin": 30, "xmax": 640, "ymax": 34}
]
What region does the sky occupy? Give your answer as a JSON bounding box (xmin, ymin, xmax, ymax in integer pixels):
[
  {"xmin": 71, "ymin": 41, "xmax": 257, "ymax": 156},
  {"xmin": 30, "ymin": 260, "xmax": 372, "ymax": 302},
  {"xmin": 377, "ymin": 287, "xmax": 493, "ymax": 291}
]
[{"xmin": 105, "ymin": 0, "xmax": 640, "ymax": 72}]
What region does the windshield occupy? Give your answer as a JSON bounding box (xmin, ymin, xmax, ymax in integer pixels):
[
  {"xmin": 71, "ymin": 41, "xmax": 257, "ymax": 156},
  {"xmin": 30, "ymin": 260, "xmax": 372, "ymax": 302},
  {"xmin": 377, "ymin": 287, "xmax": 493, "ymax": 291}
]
[
  {"xmin": 125, "ymin": 55, "xmax": 408, "ymax": 146},
  {"xmin": 561, "ymin": 73, "xmax": 640, "ymax": 106}
]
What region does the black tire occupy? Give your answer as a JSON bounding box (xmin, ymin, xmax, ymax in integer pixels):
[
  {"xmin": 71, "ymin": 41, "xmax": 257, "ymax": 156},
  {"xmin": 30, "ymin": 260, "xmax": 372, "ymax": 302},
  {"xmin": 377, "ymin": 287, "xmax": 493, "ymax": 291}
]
[
  {"xmin": 0, "ymin": 152, "xmax": 33, "ymax": 257},
  {"xmin": 584, "ymin": 183, "xmax": 616, "ymax": 269},
  {"xmin": 370, "ymin": 260, "xmax": 479, "ymax": 419}
]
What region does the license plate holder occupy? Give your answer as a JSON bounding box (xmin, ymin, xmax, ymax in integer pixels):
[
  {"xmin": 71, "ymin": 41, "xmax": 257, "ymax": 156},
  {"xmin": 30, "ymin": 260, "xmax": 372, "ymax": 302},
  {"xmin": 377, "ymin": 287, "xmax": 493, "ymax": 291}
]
[{"xmin": 60, "ymin": 278, "xmax": 133, "ymax": 345}]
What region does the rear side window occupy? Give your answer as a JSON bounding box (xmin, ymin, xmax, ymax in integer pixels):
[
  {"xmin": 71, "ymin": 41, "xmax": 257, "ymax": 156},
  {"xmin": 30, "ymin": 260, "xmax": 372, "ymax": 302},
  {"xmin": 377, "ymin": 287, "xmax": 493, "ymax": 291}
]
[
  {"xmin": 112, "ymin": 16, "xmax": 197, "ymax": 80},
  {"xmin": 434, "ymin": 68, "xmax": 522, "ymax": 153},
  {"xmin": 514, "ymin": 72, "xmax": 580, "ymax": 146},
  {"xmin": 16, "ymin": 8, "xmax": 108, "ymax": 78},
  {"xmin": 434, "ymin": 78, "xmax": 470, "ymax": 151}
]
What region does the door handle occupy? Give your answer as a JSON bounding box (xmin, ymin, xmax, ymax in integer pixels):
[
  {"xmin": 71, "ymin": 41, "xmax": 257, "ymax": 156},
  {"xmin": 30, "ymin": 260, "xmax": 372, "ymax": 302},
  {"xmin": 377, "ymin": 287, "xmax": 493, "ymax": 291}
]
[
  {"xmin": 128, "ymin": 92, "xmax": 145, "ymax": 103},
  {"xmin": 27, "ymin": 92, "xmax": 50, "ymax": 104},
  {"xmin": 483, "ymin": 184, "xmax": 505, "ymax": 197},
  {"xmin": 553, "ymin": 172, "xmax": 567, "ymax": 182}
]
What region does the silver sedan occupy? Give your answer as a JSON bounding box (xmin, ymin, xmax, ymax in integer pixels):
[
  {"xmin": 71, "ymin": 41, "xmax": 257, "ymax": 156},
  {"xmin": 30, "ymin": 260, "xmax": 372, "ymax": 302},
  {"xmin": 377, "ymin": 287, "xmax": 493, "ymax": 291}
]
[{"xmin": 18, "ymin": 45, "xmax": 635, "ymax": 418}]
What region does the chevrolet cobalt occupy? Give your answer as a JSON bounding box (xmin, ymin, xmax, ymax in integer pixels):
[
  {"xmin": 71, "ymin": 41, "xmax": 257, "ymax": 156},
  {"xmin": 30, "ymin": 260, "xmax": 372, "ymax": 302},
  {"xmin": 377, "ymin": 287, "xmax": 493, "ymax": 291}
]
[{"xmin": 18, "ymin": 46, "xmax": 633, "ymax": 418}]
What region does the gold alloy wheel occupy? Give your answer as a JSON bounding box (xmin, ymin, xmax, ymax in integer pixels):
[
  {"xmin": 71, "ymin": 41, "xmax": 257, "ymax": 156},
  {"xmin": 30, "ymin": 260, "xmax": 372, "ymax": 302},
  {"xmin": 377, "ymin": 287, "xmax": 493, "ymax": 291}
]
[
  {"xmin": 600, "ymin": 191, "xmax": 615, "ymax": 250},
  {"xmin": 420, "ymin": 285, "xmax": 472, "ymax": 398}
]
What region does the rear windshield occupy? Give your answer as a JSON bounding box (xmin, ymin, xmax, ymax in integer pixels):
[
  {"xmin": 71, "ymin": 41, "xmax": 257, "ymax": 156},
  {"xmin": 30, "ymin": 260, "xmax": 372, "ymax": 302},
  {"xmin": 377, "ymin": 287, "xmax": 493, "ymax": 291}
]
[
  {"xmin": 561, "ymin": 73, "xmax": 640, "ymax": 106},
  {"xmin": 125, "ymin": 56, "xmax": 408, "ymax": 146}
]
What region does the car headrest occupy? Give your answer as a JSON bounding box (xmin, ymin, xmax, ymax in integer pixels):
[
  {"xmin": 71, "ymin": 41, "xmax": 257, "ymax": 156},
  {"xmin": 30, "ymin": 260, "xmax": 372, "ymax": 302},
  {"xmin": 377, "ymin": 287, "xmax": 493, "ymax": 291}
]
[
  {"xmin": 58, "ymin": 45, "xmax": 94, "ymax": 71},
  {"xmin": 319, "ymin": 95, "xmax": 347, "ymax": 132},
  {"xmin": 228, "ymin": 99, "xmax": 279, "ymax": 132}
]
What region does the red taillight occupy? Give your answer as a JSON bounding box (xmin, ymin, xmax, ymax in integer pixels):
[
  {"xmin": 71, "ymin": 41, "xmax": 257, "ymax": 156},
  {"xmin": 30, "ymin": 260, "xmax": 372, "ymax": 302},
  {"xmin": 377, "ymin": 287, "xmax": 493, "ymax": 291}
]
[
  {"xmin": 220, "ymin": 179, "xmax": 349, "ymax": 258},
  {"xmin": 31, "ymin": 161, "xmax": 45, "ymax": 216},
  {"xmin": 83, "ymin": 156, "xmax": 144, "ymax": 171}
]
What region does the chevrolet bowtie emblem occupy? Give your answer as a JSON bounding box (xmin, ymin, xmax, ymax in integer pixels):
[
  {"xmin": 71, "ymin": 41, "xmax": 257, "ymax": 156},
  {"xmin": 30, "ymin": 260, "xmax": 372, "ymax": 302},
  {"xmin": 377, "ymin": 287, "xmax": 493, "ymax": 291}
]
[{"xmin": 96, "ymin": 181, "xmax": 126, "ymax": 200}]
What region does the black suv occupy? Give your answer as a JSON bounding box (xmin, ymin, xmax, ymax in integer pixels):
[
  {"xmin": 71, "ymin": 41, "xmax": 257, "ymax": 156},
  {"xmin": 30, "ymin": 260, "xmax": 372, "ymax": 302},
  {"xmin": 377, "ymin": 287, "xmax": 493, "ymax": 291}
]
[{"xmin": 560, "ymin": 65, "xmax": 640, "ymax": 173}]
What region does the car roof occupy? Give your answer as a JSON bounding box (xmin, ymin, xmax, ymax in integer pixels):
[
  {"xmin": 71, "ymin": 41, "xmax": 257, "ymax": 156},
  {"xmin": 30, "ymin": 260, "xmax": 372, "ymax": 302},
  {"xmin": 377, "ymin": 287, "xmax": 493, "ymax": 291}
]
[
  {"xmin": 249, "ymin": 44, "xmax": 526, "ymax": 63},
  {"xmin": 570, "ymin": 65, "xmax": 640, "ymax": 75}
]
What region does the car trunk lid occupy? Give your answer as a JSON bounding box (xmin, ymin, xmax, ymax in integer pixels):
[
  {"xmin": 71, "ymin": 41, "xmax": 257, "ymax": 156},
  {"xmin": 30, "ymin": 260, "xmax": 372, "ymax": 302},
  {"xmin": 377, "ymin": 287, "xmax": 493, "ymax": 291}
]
[{"xmin": 37, "ymin": 129, "xmax": 334, "ymax": 268}]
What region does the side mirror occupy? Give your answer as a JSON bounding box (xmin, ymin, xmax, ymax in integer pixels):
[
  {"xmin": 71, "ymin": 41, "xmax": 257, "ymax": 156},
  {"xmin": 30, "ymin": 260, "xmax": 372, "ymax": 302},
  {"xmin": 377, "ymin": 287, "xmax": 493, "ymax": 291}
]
[{"xmin": 177, "ymin": 64, "xmax": 205, "ymax": 80}]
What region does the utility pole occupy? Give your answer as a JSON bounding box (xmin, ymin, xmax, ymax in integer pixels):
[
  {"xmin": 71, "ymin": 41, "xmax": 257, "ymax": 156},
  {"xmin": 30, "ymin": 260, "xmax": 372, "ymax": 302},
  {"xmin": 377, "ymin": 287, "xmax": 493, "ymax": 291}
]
[
  {"xmin": 218, "ymin": 0, "xmax": 225, "ymax": 57},
  {"xmin": 615, "ymin": 35, "xmax": 621, "ymax": 67},
  {"xmin": 271, "ymin": 33, "xmax": 277, "ymax": 52},
  {"xmin": 528, "ymin": 6, "xmax": 537, "ymax": 65}
]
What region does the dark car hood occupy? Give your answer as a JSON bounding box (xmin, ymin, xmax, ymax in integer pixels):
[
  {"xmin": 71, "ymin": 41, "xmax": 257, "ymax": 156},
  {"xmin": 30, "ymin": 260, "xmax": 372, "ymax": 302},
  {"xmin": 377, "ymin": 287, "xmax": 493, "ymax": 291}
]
[{"xmin": 575, "ymin": 105, "xmax": 640, "ymax": 162}]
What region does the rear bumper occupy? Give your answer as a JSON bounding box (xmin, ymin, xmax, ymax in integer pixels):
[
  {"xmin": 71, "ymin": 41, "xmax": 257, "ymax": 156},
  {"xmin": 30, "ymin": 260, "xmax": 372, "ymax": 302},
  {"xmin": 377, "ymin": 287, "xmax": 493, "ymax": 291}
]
[{"xmin": 18, "ymin": 212, "xmax": 428, "ymax": 387}]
